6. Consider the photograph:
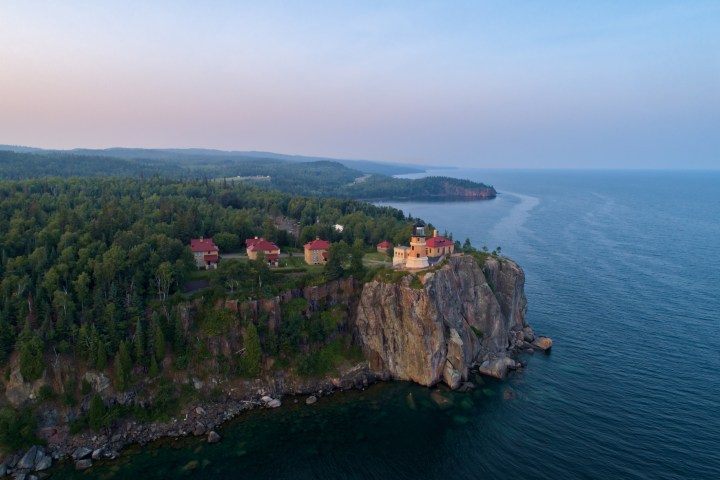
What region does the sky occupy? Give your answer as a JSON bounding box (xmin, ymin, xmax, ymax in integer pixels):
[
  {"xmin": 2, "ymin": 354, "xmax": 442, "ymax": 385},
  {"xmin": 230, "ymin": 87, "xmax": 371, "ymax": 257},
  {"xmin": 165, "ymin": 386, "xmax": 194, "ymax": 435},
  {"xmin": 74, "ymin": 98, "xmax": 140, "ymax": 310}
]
[{"xmin": 0, "ymin": 1, "xmax": 718, "ymax": 168}]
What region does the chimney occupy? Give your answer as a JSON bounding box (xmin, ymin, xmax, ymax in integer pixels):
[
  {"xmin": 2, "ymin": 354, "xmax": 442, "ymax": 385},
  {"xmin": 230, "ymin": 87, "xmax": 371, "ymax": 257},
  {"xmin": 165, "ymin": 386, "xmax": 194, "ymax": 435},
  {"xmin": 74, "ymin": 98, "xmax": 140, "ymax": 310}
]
[{"xmin": 434, "ymin": 229, "xmax": 438, "ymax": 237}]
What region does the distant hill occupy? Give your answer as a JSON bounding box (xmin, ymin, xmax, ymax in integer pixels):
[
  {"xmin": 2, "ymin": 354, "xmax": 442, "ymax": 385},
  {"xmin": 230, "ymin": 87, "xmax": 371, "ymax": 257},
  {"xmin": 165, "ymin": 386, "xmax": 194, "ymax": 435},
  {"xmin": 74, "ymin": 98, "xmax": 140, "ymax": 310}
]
[
  {"xmin": 0, "ymin": 146, "xmax": 492, "ymax": 200},
  {"xmin": 0, "ymin": 146, "xmax": 424, "ymax": 176}
]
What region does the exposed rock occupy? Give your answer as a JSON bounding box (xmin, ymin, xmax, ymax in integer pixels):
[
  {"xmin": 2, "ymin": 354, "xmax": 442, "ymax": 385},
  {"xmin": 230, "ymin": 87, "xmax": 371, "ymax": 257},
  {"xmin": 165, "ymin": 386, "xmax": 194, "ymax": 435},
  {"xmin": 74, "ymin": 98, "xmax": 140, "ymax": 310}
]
[
  {"xmin": 356, "ymin": 255, "xmax": 531, "ymax": 387},
  {"xmin": 83, "ymin": 372, "xmax": 111, "ymax": 393},
  {"xmin": 18, "ymin": 445, "xmax": 39, "ymax": 470},
  {"xmin": 192, "ymin": 377, "xmax": 204, "ymax": 391},
  {"xmin": 75, "ymin": 459, "xmax": 92, "ymax": 470},
  {"xmin": 5, "ymin": 368, "xmax": 47, "ymax": 407},
  {"xmin": 193, "ymin": 422, "xmax": 206, "ymax": 436},
  {"xmin": 207, "ymin": 431, "xmax": 221, "ymax": 444},
  {"xmin": 34, "ymin": 455, "xmax": 52, "ymax": 472},
  {"xmin": 260, "ymin": 396, "xmax": 273, "ymax": 403},
  {"xmin": 91, "ymin": 448, "xmax": 104, "ymax": 460},
  {"xmin": 522, "ymin": 326, "xmax": 535, "ymax": 342},
  {"xmin": 266, "ymin": 399, "xmax": 281, "ymax": 408},
  {"xmin": 305, "ymin": 395, "xmax": 317, "ymax": 405},
  {"xmin": 532, "ymin": 336, "xmax": 553, "ymax": 351},
  {"xmin": 194, "ymin": 406, "xmax": 207, "ymax": 415},
  {"xmin": 478, "ymin": 357, "xmax": 516, "ymax": 379},
  {"xmin": 430, "ymin": 390, "xmax": 454, "ymax": 410},
  {"xmin": 71, "ymin": 447, "xmax": 93, "ymax": 460}
]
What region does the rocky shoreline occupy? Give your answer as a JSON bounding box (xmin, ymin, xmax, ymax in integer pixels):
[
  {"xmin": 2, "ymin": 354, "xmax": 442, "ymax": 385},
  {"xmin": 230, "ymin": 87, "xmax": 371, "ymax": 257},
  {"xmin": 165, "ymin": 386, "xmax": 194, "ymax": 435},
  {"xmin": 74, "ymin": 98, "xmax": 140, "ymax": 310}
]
[{"xmin": 0, "ymin": 364, "xmax": 383, "ymax": 477}]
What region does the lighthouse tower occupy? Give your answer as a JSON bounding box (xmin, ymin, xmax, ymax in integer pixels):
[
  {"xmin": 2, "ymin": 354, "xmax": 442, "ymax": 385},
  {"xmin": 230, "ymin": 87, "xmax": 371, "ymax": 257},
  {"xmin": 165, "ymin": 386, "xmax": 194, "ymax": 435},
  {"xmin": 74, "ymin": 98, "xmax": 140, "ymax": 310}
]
[{"xmin": 405, "ymin": 221, "xmax": 429, "ymax": 269}]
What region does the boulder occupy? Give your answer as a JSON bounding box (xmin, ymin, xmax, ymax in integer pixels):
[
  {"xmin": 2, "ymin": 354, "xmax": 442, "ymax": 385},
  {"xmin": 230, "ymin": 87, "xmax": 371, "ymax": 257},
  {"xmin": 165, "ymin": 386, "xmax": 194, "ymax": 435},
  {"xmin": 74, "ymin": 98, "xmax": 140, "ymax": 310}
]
[
  {"xmin": 193, "ymin": 422, "xmax": 206, "ymax": 436},
  {"xmin": 82, "ymin": 372, "xmax": 110, "ymax": 393},
  {"xmin": 522, "ymin": 326, "xmax": 535, "ymax": 342},
  {"xmin": 71, "ymin": 447, "xmax": 93, "ymax": 460},
  {"xmin": 532, "ymin": 336, "xmax": 553, "ymax": 351},
  {"xmin": 267, "ymin": 399, "xmax": 281, "ymax": 408},
  {"xmin": 192, "ymin": 377, "xmax": 203, "ymax": 391},
  {"xmin": 207, "ymin": 431, "xmax": 221, "ymax": 444},
  {"xmin": 34, "ymin": 455, "xmax": 52, "ymax": 472},
  {"xmin": 478, "ymin": 357, "xmax": 516, "ymax": 379},
  {"xmin": 305, "ymin": 396, "xmax": 317, "ymax": 405},
  {"xmin": 32, "ymin": 447, "xmax": 48, "ymax": 471},
  {"xmin": 91, "ymin": 448, "xmax": 104, "ymax": 461},
  {"xmin": 442, "ymin": 362, "xmax": 462, "ymax": 390},
  {"xmin": 18, "ymin": 445, "xmax": 39, "ymax": 470},
  {"xmin": 260, "ymin": 395, "xmax": 273, "ymax": 403},
  {"xmin": 75, "ymin": 459, "xmax": 92, "ymax": 470},
  {"xmin": 430, "ymin": 389, "xmax": 453, "ymax": 410},
  {"xmin": 194, "ymin": 406, "xmax": 206, "ymax": 415}
]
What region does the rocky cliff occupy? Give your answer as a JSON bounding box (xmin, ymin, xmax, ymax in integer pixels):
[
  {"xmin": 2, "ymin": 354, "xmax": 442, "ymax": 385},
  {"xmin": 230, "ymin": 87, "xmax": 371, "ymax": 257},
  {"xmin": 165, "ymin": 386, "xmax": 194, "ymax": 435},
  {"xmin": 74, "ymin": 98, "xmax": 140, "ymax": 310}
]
[{"xmin": 355, "ymin": 255, "xmax": 551, "ymax": 388}]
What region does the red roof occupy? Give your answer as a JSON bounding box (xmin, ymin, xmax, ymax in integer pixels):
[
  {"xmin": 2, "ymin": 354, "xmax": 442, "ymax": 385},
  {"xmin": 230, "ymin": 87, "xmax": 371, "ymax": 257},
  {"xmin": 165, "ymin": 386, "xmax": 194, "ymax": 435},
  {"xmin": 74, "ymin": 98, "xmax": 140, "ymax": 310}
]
[
  {"xmin": 426, "ymin": 236, "xmax": 454, "ymax": 248},
  {"xmin": 377, "ymin": 241, "xmax": 394, "ymax": 248},
  {"xmin": 203, "ymin": 254, "xmax": 218, "ymax": 263},
  {"xmin": 248, "ymin": 239, "xmax": 279, "ymax": 252},
  {"xmin": 191, "ymin": 238, "xmax": 219, "ymax": 253},
  {"xmin": 304, "ymin": 239, "xmax": 331, "ymax": 250},
  {"xmin": 246, "ymin": 237, "xmax": 260, "ymax": 248}
]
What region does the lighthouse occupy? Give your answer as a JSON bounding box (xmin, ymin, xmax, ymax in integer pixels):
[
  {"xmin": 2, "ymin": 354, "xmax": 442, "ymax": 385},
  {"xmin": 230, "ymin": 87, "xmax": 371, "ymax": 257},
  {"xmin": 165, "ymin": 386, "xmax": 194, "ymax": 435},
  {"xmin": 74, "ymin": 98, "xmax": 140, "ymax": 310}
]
[{"xmin": 405, "ymin": 221, "xmax": 429, "ymax": 269}]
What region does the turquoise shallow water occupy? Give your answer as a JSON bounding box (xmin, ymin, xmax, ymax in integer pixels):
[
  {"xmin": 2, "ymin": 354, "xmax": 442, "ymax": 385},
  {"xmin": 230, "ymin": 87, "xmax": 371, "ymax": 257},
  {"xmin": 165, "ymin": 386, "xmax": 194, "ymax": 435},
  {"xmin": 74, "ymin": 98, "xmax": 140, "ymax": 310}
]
[{"xmin": 54, "ymin": 170, "xmax": 720, "ymax": 479}]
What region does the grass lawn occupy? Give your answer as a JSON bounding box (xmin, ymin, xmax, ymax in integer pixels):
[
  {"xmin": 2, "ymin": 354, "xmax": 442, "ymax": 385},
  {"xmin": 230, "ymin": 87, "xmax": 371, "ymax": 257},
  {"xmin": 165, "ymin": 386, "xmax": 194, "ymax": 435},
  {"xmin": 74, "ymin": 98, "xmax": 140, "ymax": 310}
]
[{"xmin": 365, "ymin": 251, "xmax": 392, "ymax": 262}]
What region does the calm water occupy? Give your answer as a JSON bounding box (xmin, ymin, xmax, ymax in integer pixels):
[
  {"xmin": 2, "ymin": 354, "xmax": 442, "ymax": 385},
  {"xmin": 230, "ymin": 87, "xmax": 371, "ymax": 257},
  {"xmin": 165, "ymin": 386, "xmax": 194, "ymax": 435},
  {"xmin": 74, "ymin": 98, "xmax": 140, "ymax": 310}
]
[{"xmin": 56, "ymin": 170, "xmax": 720, "ymax": 479}]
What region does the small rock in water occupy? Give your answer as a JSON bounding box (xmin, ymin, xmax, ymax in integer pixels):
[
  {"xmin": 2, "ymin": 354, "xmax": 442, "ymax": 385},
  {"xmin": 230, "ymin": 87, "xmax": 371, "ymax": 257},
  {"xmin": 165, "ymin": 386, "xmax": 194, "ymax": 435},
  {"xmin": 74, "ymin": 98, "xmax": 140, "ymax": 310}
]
[
  {"xmin": 532, "ymin": 336, "xmax": 553, "ymax": 351},
  {"xmin": 75, "ymin": 459, "xmax": 93, "ymax": 470},
  {"xmin": 430, "ymin": 390, "xmax": 454, "ymax": 410},
  {"xmin": 182, "ymin": 460, "xmax": 199, "ymax": 472},
  {"xmin": 305, "ymin": 395, "xmax": 317, "ymax": 405},
  {"xmin": 503, "ymin": 390, "xmax": 514, "ymax": 400},
  {"xmin": 267, "ymin": 399, "xmax": 282, "ymax": 408},
  {"xmin": 406, "ymin": 392, "xmax": 417, "ymax": 411},
  {"xmin": 207, "ymin": 431, "xmax": 221, "ymax": 444}
]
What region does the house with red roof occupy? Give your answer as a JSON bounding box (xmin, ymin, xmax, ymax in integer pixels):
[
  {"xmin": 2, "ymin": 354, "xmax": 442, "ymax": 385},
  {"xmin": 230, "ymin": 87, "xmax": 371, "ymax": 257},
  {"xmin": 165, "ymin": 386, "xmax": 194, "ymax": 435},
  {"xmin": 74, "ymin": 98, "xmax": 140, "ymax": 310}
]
[
  {"xmin": 304, "ymin": 237, "xmax": 331, "ymax": 265},
  {"xmin": 246, "ymin": 237, "xmax": 280, "ymax": 267},
  {"xmin": 425, "ymin": 230, "xmax": 455, "ymax": 259},
  {"xmin": 376, "ymin": 240, "xmax": 394, "ymax": 255},
  {"xmin": 191, "ymin": 237, "xmax": 220, "ymax": 270}
]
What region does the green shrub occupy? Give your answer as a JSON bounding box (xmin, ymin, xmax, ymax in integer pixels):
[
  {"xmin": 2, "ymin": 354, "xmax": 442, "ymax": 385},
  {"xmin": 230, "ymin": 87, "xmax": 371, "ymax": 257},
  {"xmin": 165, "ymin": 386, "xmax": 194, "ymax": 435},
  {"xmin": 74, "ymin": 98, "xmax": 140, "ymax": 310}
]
[
  {"xmin": 0, "ymin": 407, "xmax": 43, "ymax": 451},
  {"xmin": 38, "ymin": 384, "xmax": 55, "ymax": 401}
]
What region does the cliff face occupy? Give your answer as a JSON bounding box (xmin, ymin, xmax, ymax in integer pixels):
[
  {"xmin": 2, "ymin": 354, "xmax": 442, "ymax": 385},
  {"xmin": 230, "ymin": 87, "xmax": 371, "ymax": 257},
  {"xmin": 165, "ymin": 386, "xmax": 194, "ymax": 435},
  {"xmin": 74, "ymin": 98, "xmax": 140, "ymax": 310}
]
[{"xmin": 355, "ymin": 255, "xmax": 548, "ymax": 388}]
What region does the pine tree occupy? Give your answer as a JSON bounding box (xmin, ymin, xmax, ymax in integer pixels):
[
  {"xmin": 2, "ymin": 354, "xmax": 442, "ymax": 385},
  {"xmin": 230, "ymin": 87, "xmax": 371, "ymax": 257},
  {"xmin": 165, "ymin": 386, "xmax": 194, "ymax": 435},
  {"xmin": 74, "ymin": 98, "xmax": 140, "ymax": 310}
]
[
  {"xmin": 153, "ymin": 321, "xmax": 165, "ymax": 361},
  {"xmin": 18, "ymin": 321, "xmax": 45, "ymax": 381},
  {"xmin": 149, "ymin": 355, "xmax": 159, "ymax": 377},
  {"xmin": 88, "ymin": 393, "xmax": 105, "ymax": 432},
  {"xmin": 95, "ymin": 339, "xmax": 107, "ymax": 370},
  {"xmin": 114, "ymin": 353, "xmax": 126, "ymax": 392},
  {"xmin": 113, "ymin": 340, "xmax": 132, "ymax": 391},
  {"xmin": 133, "ymin": 318, "xmax": 144, "ymax": 366}
]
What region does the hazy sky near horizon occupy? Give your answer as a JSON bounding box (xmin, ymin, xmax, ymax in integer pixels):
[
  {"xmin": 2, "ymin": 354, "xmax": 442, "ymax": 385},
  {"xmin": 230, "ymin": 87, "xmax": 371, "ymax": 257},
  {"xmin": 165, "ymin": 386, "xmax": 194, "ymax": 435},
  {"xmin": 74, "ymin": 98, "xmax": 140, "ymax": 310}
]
[{"xmin": 1, "ymin": 1, "xmax": 718, "ymax": 168}]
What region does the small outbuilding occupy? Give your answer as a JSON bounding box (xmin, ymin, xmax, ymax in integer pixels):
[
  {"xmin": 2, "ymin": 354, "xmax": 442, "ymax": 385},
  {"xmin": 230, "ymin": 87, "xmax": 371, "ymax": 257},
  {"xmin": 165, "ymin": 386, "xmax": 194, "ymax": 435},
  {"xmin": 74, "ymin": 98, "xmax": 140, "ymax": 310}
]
[{"xmin": 376, "ymin": 240, "xmax": 394, "ymax": 255}]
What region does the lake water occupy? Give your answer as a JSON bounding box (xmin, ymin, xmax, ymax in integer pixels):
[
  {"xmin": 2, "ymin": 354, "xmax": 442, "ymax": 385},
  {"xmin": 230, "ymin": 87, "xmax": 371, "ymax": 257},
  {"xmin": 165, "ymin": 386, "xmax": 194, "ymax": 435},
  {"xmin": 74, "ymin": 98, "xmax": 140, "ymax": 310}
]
[{"xmin": 54, "ymin": 170, "xmax": 720, "ymax": 479}]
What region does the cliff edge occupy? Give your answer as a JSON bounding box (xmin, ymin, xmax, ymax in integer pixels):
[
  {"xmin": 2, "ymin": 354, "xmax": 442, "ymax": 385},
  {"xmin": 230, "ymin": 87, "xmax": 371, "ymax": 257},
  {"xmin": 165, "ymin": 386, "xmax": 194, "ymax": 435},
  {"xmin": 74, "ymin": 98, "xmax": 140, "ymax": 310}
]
[{"xmin": 355, "ymin": 255, "xmax": 551, "ymax": 388}]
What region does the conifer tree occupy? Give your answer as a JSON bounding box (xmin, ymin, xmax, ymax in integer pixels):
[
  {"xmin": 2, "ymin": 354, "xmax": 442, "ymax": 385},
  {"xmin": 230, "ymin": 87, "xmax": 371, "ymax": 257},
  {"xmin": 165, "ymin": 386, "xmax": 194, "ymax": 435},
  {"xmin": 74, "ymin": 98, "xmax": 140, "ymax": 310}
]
[
  {"xmin": 88, "ymin": 393, "xmax": 105, "ymax": 432},
  {"xmin": 133, "ymin": 318, "xmax": 144, "ymax": 365},
  {"xmin": 95, "ymin": 339, "xmax": 107, "ymax": 370}
]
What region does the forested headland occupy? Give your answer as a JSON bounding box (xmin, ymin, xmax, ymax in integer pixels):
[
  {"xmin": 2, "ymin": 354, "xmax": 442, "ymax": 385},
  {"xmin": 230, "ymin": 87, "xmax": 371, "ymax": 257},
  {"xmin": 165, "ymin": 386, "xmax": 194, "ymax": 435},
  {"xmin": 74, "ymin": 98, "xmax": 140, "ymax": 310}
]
[{"xmin": 0, "ymin": 148, "xmax": 496, "ymax": 200}]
